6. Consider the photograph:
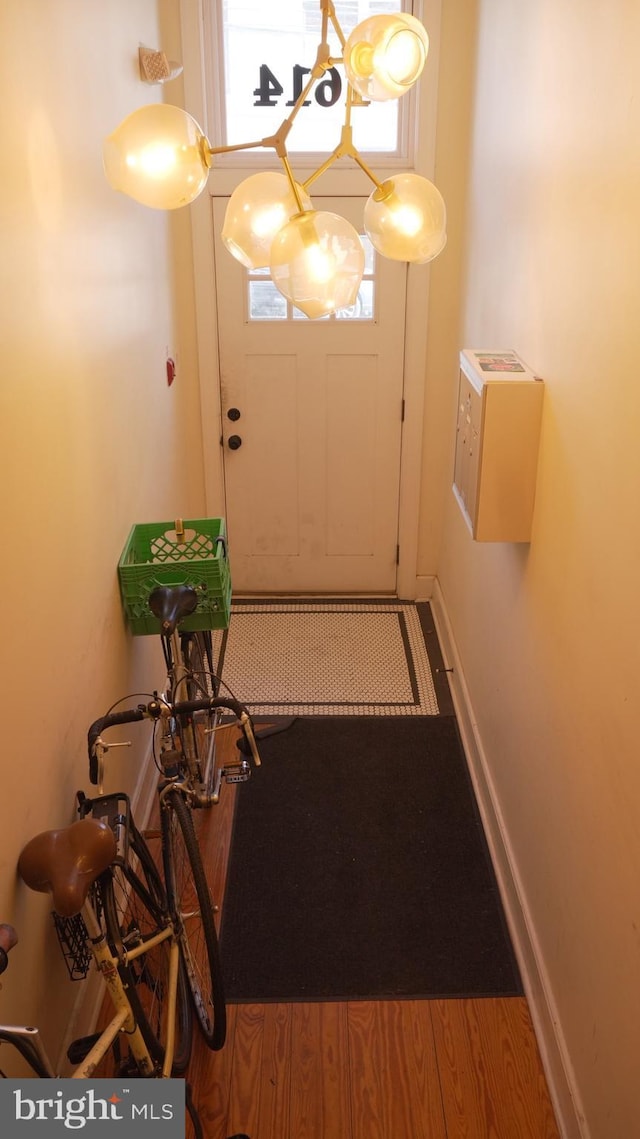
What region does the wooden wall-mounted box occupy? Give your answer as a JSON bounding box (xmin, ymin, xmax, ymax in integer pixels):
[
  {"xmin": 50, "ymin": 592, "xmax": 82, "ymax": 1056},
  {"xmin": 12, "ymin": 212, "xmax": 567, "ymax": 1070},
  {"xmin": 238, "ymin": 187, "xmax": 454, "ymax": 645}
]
[{"xmin": 453, "ymin": 349, "xmax": 544, "ymax": 542}]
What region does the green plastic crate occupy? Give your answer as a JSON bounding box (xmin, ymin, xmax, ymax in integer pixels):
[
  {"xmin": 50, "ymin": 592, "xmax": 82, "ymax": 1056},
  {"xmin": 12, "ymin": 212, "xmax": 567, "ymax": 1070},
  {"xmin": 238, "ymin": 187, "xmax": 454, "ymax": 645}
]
[{"xmin": 118, "ymin": 518, "xmax": 231, "ymax": 636}]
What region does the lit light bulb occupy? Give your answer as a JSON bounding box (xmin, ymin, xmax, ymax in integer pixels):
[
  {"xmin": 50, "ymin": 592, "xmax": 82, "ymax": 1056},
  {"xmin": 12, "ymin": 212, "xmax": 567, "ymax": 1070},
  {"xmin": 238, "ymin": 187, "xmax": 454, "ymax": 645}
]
[
  {"xmin": 304, "ymin": 243, "xmax": 335, "ymax": 284},
  {"xmin": 103, "ymin": 104, "xmax": 210, "ymax": 210},
  {"xmin": 270, "ymin": 211, "xmax": 365, "ymax": 319},
  {"xmin": 384, "ymin": 27, "xmax": 425, "ymax": 86},
  {"xmin": 392, "ymin": 204, "xmax": 423, "ymax": 237},
  {"xmin": 253, "ymin": 204, "xmax": 287, "ymax": 239},
  {"xmin": 344, "ymin": 13, "xmax": 429, "ymax": 102},
  {"xmin": 364, "ymin": 174, "xmax": 446, "ymax": 263},
  {"xmin": 222, "ymin": 172, "xmax": 313, "ymax": 269}
]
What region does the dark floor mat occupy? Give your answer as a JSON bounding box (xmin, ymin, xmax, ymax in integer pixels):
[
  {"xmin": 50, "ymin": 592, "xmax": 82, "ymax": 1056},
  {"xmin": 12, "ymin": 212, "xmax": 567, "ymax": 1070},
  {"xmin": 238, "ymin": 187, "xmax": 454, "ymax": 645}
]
[{"xmin": 220, "ymin": 716, "xmax": 522, "ymax": 1002}]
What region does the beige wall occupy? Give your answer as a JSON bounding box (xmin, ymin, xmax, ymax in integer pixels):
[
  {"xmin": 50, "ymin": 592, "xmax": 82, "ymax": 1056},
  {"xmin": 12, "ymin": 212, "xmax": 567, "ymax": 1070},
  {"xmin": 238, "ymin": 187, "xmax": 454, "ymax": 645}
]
[
  {"xmin": 418, "ymin": 0, "xmax": 479, "ymax": 571},
  {"xmin": 0, "ymin": 0, "xmax": 204, "ymax": 1067},
  {"xmin": 426, "ymin": 2, "xmax": 640, "ymax": 1136}
]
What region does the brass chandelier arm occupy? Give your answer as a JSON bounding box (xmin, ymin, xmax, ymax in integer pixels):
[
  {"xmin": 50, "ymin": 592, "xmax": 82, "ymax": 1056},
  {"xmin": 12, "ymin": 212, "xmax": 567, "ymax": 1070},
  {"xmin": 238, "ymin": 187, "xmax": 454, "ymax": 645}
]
[
  {"xmin": 303, "ymin": 82, "xmax": 384, "ymax": 193},
  {"xmin": 204, "ymin": 136, "xmax": 278, "ymax": 161},
  {"xmin": 302, "ymin": 123, "xmax": 382, "ymax": 192},
  {"xmin": 279, "ymin": 154, "xmax": 305, "ymax": 212},
  {"xmin": 347, "ymin": 143, "xmax": 385, "ymax": 190},
  {"xmin": 323, "ymin": 0, "xmax": 347, "ymax": 50}
]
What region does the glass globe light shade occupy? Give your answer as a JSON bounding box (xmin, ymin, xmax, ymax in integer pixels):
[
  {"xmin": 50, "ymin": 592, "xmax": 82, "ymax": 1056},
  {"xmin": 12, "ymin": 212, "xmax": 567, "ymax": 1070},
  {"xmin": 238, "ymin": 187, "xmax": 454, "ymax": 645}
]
[
  {"xmin": 221, "ymin": 172, "xmax": 313, "ymax": 269},
  {"xmin": 270, "ymin": 211, "xmax": 365, "ymax": 320},
  {"xmin": 103, "ymin": 104, "xmax": 211, "ymax": 209},
  {"xmin": 364, "ymin": 174, "xmax": 446, "ymax": 263},
  {"xmin": 344, "ymin": 13, "xmax": 429, "ymax": 102}
]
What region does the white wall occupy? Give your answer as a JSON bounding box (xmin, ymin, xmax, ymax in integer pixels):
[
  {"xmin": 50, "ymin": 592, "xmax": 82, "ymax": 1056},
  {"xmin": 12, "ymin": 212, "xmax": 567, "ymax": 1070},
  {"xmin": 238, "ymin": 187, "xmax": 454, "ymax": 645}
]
[
  {"xmin": 426, "ymin": 2, "xmax": 640, "ymax": 1136},
  {"xmin": 0, "ymin": 0, "xmax": 205, "ymax": 1068}
]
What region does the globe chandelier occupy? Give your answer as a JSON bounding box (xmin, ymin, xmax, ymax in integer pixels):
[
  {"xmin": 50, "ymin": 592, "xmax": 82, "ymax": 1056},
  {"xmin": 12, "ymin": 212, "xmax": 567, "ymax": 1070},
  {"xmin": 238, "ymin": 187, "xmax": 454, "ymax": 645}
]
[{"xmin": 104, "ymin": 1, "xmax": 446, "ymax": 320}]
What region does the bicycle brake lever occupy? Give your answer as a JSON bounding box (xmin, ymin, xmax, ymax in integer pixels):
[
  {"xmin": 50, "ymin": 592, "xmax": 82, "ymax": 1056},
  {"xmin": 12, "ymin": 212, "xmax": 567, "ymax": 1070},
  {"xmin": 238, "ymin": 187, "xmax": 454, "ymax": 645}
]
[{"xmin": 92, "ymin": 737, "xmax": 132, "ymax": 793}]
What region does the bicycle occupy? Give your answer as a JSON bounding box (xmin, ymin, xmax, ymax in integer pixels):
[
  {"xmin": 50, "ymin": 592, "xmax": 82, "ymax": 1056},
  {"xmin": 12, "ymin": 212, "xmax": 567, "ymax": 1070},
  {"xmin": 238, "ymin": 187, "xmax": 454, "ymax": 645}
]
[
  {"xmin": 86, "ymin": 692, "xmax": 261, "ymax": 1054},
  {"xmin": 146, "ymin": 577, "xmax": 256, "ymax": 810},
  {"xmin": 140, "ymin": 579, "xmax": 284, "ymax": 822},
  {"xmin": 1, "ymin": 800, "xmax": 203, "ymax": 1131},
  {"xmin": 118, "ymin": 518, "xmax": 239, "ymax": 816},
  {"xmin": 1, "ymin": 818, "xmax": 251, "ymax": 1138}
]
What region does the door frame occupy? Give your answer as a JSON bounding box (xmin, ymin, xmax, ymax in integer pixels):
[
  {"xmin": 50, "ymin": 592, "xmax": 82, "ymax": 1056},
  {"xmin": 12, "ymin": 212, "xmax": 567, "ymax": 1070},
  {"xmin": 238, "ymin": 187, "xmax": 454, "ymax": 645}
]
[{"xmin": 179, "ymin": 0, "xmax": 442, "ymax": 599}]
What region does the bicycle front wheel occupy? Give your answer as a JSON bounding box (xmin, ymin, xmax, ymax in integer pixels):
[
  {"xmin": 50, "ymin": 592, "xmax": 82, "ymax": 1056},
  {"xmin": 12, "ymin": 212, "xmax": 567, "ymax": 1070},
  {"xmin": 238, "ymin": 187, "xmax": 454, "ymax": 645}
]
[
  {"xmin": 161, "ymin": 789, "xmax": 226, "ymax": 1049},
  {"xmin": 185, "ymin": 1082, "xmax": 204, "ymax": 1139},
  {"xmin": 100, "ymin": 819, "xmax": 193, "ymax": 1074}
]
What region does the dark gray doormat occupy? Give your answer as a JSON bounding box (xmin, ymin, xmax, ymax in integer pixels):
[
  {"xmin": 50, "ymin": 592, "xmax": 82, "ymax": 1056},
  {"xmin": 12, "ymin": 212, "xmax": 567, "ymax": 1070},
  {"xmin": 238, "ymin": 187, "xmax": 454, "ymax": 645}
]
[{"xmin": 221, "ymin": 716, "xmax": 522, "ymax": 1002}]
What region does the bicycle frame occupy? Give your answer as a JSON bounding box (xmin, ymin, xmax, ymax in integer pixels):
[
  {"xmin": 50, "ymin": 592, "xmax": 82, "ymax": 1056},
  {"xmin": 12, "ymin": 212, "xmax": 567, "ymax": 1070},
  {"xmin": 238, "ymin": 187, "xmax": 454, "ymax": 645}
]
[
  {"xmin": 162, "ymin": 628, "xmax": 196, "ymax": 700},
  {"xmin": 158, "ymin": 628, "xmax": 246, "ymax": 808},
  {"xmin": 162, "ymin": 629, "xmax": 217, "ymax": 792},
  {"xmin": 76, "ymin": 896, "xmax": 179, "ymax": 1079},
  {"xmin": 0, "ymin": 892, "xmax": 180, "ymax": 1081}
]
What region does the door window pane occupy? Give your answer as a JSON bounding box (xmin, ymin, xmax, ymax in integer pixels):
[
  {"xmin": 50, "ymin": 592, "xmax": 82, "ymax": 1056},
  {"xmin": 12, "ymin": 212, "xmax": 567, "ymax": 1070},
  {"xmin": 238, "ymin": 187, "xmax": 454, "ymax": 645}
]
[
  {"xmin": 248, "ymin": 280, "xmax": 288, "ymax": 320},
  {"xmin": 336, "ymin": 279, "xmax": 374, "ymax": 319}
]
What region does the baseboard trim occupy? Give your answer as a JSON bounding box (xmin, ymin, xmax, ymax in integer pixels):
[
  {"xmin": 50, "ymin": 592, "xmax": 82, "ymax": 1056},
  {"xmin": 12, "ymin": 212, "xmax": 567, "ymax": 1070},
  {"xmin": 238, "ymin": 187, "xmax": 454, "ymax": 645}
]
[
  {"xmin": 430, "ymin": 580, "xmax": 586, "ymax": 1139},
  {"xmin": 413, "ymin": 574, "xmax": 435, "ymax": 601}
]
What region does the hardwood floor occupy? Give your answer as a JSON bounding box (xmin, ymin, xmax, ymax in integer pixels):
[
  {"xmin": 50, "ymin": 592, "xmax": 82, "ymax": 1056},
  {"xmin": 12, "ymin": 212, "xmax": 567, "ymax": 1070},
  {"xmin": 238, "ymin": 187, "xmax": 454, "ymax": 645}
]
[{"xmin": 187, "ymin": 726, "xmax": 562, "ymax": 1139}]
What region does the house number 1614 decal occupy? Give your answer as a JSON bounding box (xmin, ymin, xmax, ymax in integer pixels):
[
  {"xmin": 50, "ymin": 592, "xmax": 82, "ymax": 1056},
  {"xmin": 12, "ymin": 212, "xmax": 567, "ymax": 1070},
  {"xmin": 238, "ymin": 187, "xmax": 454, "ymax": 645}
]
[{"xmin": 253, "ymin": 64, "xmax": 342, "ymax": 107}]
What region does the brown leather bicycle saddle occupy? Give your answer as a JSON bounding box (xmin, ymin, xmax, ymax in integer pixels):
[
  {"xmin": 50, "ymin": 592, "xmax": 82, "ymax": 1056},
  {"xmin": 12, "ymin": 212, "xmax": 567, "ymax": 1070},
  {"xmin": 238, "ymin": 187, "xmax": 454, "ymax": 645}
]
[{"xmin": 18, "ymin": 818, "xmax": 117, "ymax": 918}]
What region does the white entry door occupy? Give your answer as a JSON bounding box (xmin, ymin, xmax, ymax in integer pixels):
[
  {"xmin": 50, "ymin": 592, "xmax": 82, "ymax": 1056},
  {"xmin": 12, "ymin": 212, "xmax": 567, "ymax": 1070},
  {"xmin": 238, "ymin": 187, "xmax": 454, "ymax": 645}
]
[{"xmin": 213, "ymin": 197, "xmax": 407, "ymax": 593}]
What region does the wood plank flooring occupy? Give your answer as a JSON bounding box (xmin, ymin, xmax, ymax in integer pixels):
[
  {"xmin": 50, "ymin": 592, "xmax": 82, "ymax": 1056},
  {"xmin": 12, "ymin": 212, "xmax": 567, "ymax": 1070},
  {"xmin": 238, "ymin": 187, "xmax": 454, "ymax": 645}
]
[{"xmin": 187, "ymin": 726, "xmax": 561, "ymax": 1139}]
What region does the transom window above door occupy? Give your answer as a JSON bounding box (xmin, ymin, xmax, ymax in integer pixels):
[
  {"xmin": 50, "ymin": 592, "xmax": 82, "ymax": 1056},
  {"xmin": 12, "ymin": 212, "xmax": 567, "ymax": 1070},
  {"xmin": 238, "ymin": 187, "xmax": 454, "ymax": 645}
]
[{"xmin": 210, "ymin": 1, "xmax": 415, "ymax": 165}]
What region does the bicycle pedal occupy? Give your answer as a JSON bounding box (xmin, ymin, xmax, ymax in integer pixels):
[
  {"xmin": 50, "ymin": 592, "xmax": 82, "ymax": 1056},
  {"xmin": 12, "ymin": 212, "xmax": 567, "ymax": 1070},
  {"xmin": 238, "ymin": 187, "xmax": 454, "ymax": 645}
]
[
  {"xmin": 143, "ymin": 828, "xmax": 161, "ymax": 840},
  {"xmin": 67, "ymin": 1032, "xmax": 102, "ymax": 1065},
  {"xmin": 223, "ymin": 760, "xmax": 251, "ymax": 784}
]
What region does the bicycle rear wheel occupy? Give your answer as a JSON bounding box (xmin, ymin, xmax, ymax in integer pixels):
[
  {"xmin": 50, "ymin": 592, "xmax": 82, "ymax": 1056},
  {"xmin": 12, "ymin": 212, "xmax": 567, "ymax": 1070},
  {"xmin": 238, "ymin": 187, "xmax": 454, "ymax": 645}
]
[
  {"xmin": 100, "ymin": 818, "xmax": 193, "ymax": 1073},
  {"xmin": 161, "ymin": 789, "xmax": 226, "ymax": 1049}
]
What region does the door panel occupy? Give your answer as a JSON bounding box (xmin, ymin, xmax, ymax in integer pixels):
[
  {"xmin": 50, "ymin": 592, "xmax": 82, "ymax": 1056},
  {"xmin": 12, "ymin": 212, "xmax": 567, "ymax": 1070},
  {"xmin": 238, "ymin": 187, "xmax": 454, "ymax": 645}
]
[
  {"xmin": 213, "ymin": 197, "xmax": 407, "ymax": 593},
  {"xmin": 326, "ymin": 355, "xmax": 377, "ymax": 557},
  {"xmin": 223, "ymin": 353, "xmax": 300, "ymax": 557}
]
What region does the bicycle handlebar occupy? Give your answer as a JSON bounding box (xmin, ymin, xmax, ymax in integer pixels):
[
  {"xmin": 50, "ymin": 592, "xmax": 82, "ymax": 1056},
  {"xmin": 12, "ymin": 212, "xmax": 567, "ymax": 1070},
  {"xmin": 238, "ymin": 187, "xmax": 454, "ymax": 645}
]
[
  {"xmin": 87, "ymin": 696, "xmax": 261, "ymax": 784},
  {"xmin": 0, "ymin": 923, "xmax": 18, "ymax": 975}
]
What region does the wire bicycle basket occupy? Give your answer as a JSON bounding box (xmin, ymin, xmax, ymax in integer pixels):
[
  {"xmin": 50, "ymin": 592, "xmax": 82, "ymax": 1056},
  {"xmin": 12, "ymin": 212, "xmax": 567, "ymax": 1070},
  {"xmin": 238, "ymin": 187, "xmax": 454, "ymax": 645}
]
[{"xmin": 52, "ymin": 913, "xmax": 92, "ymax": 981}]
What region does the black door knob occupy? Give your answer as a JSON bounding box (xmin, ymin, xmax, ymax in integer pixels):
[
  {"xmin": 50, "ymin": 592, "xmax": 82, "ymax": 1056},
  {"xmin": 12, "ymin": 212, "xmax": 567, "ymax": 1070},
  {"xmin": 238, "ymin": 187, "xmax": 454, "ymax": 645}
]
[
  {"xmin": 227, "ymin": 407, "xmax": 241, "ymax": 421},
  {"xmin": 228, "ymin": 434, "xmax": 242, "ymax": 450}
]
